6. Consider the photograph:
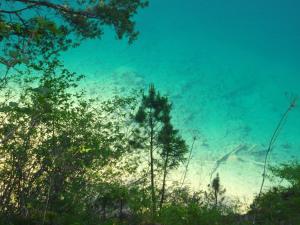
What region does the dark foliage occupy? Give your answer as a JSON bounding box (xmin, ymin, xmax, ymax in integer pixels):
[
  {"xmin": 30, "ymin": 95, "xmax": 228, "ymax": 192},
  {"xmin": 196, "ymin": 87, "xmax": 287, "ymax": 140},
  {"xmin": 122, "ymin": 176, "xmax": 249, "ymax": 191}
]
[{"xmin": 0, "ymin": 0, "xmax": 148, "ymax": 70}]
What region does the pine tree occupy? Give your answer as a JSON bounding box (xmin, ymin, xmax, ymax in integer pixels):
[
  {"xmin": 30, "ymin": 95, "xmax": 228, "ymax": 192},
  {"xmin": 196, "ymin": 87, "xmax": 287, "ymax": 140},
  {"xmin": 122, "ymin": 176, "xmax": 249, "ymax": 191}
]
[
  {"xmin": 134, "ymin": 84, "xmax": 188, "ymax": 217},
  {"xmin": 135, "ymin": 84, "xmax": 166, "ymax": 217},
  {"xmin": 158, "ymin": 103, "xmax": 188, "ymax": 210},
  {"xmin": 208, "ymin": 173, "xmax": 226, "ymax": 209}
]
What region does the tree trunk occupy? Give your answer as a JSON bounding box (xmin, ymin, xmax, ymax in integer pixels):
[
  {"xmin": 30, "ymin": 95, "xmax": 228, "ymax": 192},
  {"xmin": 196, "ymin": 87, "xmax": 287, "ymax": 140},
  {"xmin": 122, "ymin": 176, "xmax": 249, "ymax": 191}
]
[
  {"xmin": 181, "ymin": 137, "xmax": 196, "ymax": 188},
  {"xmin": 119, "ymin": 198, "xmax": 123, "ymax": 219},
  {"xmin": 159, "ymin": 151, "xmax": 169, "ymax": 210},
  {"xmin": 150, "ymin": 114, "xmax": 156, "ymax": 218},
  {"xmin": 214, "ymin": 190, "xmax": 218, "ymax": 208},
  {"xmin": 102, "ymin": 198, "xmax": 107, "ymax": 220}
]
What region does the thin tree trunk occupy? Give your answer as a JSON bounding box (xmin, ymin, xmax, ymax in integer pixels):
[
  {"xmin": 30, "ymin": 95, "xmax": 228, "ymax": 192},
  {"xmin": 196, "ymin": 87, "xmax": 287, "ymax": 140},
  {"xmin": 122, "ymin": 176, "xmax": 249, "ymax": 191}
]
[
  {"xmin": 181, "ymin": 137, "xmax": 196, "ymax": 188},
  {"xmin": 253, "ymin": 98, "xmax": 297, "ymax": 225},
  {"xmin": 42, "ymin": 178, "xmax": 52, "ymax": 225},
  {"xmin": 258, "ymin": 102, "xmax": 295, "ymax": 198},
  {"xmin": 214, "ymin": 189, "xmax": 218, "ymax": 208},
  {"xmin": 159, "ymin": 150, "xmax": 169, "ymax": 210},
  {"xmin": 149, "ymin": 114, "xmax": 156, "ymax": 218},
  {"xmin": 119, "ymin": 198, "xmax": 123, "ymax": 220},
  {"xmin": 102, "ymin": 198, "xmax": 106, "ymax": 220}
]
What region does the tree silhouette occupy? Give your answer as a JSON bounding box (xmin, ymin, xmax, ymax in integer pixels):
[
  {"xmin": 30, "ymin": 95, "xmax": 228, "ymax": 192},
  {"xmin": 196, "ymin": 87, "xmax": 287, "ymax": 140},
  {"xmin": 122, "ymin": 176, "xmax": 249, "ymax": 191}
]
[
  {"xmin": 158, "ymin": 103, "xmax": 188, "ymax": 210},
  {"xmin": 206, "ymin": 173, "xmax": 226, "ymax": 209},
  {"xmin": 135, "ymin": 84, "xmax": 167, "ymax": 217},
  {"xmin": 134, "ymin": 84, "xmax": 187, "ymax": 217},
  {"xmin": 0, "ymin": 0, "xmax": 148, "ymax": 74}
]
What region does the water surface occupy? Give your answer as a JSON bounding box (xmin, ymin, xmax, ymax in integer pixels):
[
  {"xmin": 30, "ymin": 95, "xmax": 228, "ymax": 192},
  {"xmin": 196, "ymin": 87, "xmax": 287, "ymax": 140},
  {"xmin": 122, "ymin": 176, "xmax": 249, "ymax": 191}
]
[{"xmin": 63, "ymin": 0, "xmax": 300, "ymax": 200}]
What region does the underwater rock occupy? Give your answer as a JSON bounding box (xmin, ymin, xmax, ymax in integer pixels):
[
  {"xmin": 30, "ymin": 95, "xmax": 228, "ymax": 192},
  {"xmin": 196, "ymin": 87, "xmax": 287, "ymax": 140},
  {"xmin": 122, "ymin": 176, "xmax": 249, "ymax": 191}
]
[
  {"xmin": 210, "ymin": 144, "xmax": 248, "ymax": 180},
  {"xmin": 281, "ymin": 143, "xmax": 292, "ymax": 150},
  {"xmin": 112, "ymin": 70, "xmax": 145, "ymax": 91}
]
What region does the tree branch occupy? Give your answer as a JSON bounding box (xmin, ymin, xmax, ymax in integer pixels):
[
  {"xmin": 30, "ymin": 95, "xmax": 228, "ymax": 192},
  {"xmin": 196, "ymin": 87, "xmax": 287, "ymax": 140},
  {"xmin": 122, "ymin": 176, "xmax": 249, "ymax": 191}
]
[{"xmin": 0, "ymin": 4, "xmax": 37, "ymax": 14}]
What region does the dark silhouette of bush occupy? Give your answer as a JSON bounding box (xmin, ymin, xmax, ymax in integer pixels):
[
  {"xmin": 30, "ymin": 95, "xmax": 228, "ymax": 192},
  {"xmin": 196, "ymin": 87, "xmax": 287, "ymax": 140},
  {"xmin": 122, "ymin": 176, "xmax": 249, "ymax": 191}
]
[{"xmin": 250, "ymin": 162, "xmax": 300, "ymax": 225}]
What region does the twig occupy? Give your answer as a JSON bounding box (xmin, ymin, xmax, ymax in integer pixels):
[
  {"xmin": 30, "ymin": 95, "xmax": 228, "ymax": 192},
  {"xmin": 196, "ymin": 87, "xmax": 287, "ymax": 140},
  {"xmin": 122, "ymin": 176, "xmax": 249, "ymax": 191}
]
[
  {"xmin": 180, "ymin": 136, "xmax": 197, "ymax": 188},
  {"xmin": 258, "ymin": 97, "xmax": 297, "ymax": 198}
]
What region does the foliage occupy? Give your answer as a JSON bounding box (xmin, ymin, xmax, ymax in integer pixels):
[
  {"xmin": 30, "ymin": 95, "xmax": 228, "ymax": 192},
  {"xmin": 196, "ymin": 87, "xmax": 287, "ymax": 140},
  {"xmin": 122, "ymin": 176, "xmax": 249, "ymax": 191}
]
[
  {"xmin": 157, "ymin": 186, "xmax": 237, "ymax": 225},
  {"xmin": 158, "ymin": 204, "xmax": 233, "ymax": 225},
  {"xmin": 133, "ymin": 84, "xmax": 188, "ymax": 217},
  {"xmin": 1, "ymin": 68, "xmax": 299, "ymax": 224},
  {"xmin": 270, "ymin": 161, "xmax": 300, "ymax": 187},
  {"xmin": 206, "ymin": 173, "xmax": 226, "ymax": 209},
  {"xmin": 0, "ymin": 61, "xmax": 137, "ymax": 224},
  {"xmin": 250, "ymin": 162, "xmax": 300, "ymax": 225},
  {"xmin": 0, "ymin": 0, "xmax": 148, "ymax": 70}
]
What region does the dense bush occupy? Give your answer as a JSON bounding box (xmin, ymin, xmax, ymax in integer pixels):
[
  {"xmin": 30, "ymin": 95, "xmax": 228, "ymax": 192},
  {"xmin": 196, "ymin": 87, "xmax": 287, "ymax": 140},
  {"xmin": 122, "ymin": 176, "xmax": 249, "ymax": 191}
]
[{"xmin": 250, "ymin": 162, "xmax": 300, "ymax": 225}]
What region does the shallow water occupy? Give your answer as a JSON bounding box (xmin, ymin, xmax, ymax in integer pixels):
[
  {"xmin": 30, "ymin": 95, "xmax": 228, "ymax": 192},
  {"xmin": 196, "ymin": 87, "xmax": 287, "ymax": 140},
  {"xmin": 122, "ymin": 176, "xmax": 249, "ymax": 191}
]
[{"xmin": 63, "ymin": 0, "xmax": 300, "ymax": 200}]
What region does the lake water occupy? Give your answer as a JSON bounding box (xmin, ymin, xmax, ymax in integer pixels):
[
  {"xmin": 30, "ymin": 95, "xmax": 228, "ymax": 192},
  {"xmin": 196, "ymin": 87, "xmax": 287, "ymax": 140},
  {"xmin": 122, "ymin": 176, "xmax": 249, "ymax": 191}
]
[{"xmin": 63, "ymin": 0, "xmax": 300, "ymax": 201}]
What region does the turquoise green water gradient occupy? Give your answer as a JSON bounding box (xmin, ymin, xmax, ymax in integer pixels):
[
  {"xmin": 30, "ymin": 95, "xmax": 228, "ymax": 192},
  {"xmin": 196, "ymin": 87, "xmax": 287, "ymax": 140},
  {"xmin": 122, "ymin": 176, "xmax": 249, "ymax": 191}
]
[{"xmin": 63, "ymin": 0, "xmax": 300, "ymax": 200}]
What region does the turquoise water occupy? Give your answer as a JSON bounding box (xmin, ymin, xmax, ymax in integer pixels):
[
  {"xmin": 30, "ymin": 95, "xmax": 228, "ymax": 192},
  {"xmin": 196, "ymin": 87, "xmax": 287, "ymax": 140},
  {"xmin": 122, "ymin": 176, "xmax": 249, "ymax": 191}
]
[{"xmin": 63, "ymin": 0, "xmax": 300, "ymax": 200}]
